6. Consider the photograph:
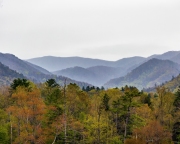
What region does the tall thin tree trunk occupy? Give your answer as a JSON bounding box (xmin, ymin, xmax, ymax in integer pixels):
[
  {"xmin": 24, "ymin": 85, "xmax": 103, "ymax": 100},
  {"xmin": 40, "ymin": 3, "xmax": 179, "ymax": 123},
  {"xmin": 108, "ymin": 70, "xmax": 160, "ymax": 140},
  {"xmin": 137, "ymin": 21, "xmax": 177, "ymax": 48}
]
[
  {"xmin": 52, "ymin": 134, "xmax": 57, "ymax": 144},
  {"xmin": 11, "ymin": 121, "xmax": 13, "ymax": 144},
  {"xmin": 124, "ymin": 116, "xmax": 128, "ymax": 142},
  {"xmin": 116, "ymin": 113, "xmax": 118, "ymax": 130},
  {"xmin": 97, "ymin": 107, "xmax": 101, "ymax": 144},
  {"xmin": 98, "ymin": 114, "xmax": 100, "ymax": 143},
  {"xmin": 64, "ymin": 79, "xmax": 67, "ymax": 143}
]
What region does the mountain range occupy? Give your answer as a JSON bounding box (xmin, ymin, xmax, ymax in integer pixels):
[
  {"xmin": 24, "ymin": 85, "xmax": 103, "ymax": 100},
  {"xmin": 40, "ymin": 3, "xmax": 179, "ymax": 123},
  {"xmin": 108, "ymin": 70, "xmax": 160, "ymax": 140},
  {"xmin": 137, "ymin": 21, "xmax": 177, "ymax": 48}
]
[
  {"xmin": 104, "ymin": 58, "xmax": 180, "ymax": 89},
  {"xmin": 27, "ymin": 56, "xmax": 145, "ymax": 72},
  {"xmin": 0, "ymin": 53, "xmax": 92, "ymax": 88},
  {"xmin": 0, "ymin": 51, "xmax": 180, "ymax": 91},
  {"xmin": 27, "ymin": 51, "xmax": 180, "ymax": 72},
  {"xmin": 53, "ymin": 66, "xmax": 124, "ymax": 86},
  {"xmin": 26, "ymin": 51, "xmax": 180, "ymax": 89}
]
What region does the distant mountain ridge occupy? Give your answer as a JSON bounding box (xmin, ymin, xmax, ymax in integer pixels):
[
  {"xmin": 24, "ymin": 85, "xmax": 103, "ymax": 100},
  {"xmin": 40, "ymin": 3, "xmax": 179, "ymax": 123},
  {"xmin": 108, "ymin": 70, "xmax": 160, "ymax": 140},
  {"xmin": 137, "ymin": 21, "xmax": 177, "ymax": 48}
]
[
  {"xmin": 26, "ymin": 50, "xmax": 180, "ymax": 89},
  {"xmin": 0, "ymin": 53, "xmax": 50, "ymax": 79},
  {"xmin": 26, "ymin": 51, "xmax": 180, "ymax": 73},
  {"xmin": 27, "ymin": 56, "xmax": 145, "ymax": 72},
  {"xmin": 54, "ymin": 66, "xmax": 97, "ymax": 85},
  {"xmin": 53, "ymin": 66, "xmax": 125, "ymax": 86},
  {"xmin": 24, "ymin": 61, "xmax": 51, "ymax": 75},
  {"xmin": 104, "ymin": 58, "xmax": 180, "ymax": 90},
  {"xmin": 149, "ymin": 51, "xmax": 180, "ymax": 61},
  {"xmin": 1, "ymin": 50, "xmax": 180, "ymax": 89},
  {"xmin": 0, "ymin": 53, "xmax": 93, "ymax": 88}
]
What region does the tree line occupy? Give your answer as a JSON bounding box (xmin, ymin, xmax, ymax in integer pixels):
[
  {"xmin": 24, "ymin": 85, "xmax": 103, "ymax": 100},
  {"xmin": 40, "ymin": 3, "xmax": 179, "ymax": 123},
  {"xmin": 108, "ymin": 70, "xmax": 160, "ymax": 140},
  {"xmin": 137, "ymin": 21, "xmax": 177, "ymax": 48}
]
[{"xmin": 0, "ymin": 78, "xmax": 180, "ymax": 144}]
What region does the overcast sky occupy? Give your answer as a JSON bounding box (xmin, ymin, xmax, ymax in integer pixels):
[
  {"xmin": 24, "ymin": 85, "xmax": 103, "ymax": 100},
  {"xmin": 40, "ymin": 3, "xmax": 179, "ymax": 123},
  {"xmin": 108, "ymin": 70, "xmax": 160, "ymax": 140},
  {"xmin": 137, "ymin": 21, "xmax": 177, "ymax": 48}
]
[{"xmin": 0, "ymin": 0, "xmax": 180, "ymax": 60}]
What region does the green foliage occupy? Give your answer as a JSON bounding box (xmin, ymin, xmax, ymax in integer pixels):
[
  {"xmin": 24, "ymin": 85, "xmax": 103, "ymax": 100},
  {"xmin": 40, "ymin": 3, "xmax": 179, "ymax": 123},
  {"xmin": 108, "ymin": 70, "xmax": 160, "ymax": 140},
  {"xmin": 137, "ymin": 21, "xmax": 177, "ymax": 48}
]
[
  {"xmin": 102, "ymin": 93, "xmax": 110, "ymax": 111},
  {"xmin": 46, "ymin": 79, "xmax": 59, "ymax": 88},
  {"xmin": 172, "ymin": 122, "xmax": 180, "ymax": 143},
  {"xmin": 140, "ymin": 93, "xmax": 151, "ymax": 106},
  {"xmin": 83, "ymin": 85, "xmax": 97, "ymax": 92},
  {"xmin": 45, "ymin": 88, "xmax": 62, "ymax": 105},
  {"xmin": 163, "ymin": 74, "xmax": 180, "ymax": 91},
  {"xmin": 174, "ymin": 86, "xmax": 180, "ymax": 108},
  {"xmin": 0, "ymin": 80, "xmax": 178, "ymax": 143},
  {"xmin": 0, "ymin": 126, "xmax": 9, "ymax": 144},
  {"xmin": 109, "ymin": 136, "xmax": 123, "ymax": 144},
  {"xmin": 43, "ymin": 79, "xmax": 63, "ymax": 123},
  {"xmin": 0, "ymin": 109, "xmax": 9, "ymax": 144},
  {"xmin": 10, "ymin": 78, "xmax": 30, "ymax": 90}
]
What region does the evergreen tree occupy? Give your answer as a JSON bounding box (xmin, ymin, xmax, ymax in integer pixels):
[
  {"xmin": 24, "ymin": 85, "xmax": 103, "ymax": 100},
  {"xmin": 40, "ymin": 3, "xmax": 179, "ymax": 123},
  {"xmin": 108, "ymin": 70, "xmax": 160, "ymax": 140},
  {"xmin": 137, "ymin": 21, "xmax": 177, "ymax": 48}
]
[
  {"xmin": 174, "ymin": 86, "xmax": 180, "ymax": 109},
  {"xmin": 10, "ymin": 78, "xmax": 30, "ymax": 91}
]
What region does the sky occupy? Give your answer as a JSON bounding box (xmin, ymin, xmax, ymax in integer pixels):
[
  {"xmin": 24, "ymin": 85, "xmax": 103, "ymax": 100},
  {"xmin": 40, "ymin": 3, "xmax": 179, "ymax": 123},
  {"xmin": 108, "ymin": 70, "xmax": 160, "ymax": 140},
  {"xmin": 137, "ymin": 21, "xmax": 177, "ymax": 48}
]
[{"xmin": 0, "ymin": 0, "xmax": 180, "ymax": 61}]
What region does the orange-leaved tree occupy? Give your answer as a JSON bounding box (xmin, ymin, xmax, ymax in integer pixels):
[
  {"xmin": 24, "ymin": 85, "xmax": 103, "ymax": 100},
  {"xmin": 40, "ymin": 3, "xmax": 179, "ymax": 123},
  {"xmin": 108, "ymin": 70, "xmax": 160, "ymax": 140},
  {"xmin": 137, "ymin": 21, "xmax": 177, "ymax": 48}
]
[{"xmin": 7, "ymin": 86, "xmax": 46, "ymax": 144}]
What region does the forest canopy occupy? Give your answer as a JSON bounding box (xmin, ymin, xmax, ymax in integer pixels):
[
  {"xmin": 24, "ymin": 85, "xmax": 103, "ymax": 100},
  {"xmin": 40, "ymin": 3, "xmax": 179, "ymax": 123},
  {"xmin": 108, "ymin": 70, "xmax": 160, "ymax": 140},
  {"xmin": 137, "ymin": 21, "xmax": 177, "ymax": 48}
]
[{"xmin": 0, "ymin": 78, "xmax": 179, "ymax": 144}]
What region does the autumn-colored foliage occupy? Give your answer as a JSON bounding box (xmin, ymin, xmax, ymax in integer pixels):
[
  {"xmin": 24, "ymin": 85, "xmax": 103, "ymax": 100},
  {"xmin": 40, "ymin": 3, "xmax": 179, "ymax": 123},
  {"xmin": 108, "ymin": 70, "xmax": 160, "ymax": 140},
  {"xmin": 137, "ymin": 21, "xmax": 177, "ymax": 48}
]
[
  {"xmin": 133, "ymin": 121, "xmax": 172, "ymax": 144},
  {"xmin": 0, "ymin": 79, "xmax": 179, "ymax": 143},
  {"xmin": 7, "ymin": 86, "xmax": 46, "ymax": 143}
]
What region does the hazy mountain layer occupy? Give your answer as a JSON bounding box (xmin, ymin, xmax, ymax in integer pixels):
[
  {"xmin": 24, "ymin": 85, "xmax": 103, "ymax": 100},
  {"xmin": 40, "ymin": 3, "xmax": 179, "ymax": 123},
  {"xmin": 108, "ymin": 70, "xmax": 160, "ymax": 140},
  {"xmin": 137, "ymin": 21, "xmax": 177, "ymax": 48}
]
[
  {"xmin": 133, "ymin": 51, "xmax": 180, "ymax": 69},
  {"xmin": 2, "ymin": 51, "xmax": 180, "ymax": 89},
  {"xmin": 27, "ymin": 51, "xmax": 180, "ymax": 88},
  {"xmin": 53, "ymin": 66, "xmax": 96, "ymax": 84},
  {"xmin": 0, "ymin": 62, "xmax": 25, "ymax": 86},
  {"xmin": 104, "ymin": 59, "xmax": 180, "ymax": 90},
  {"xmin": 0, "ymin": 53, "xmax": 52, "ymax": 81},
  {"xmin": 0, "ymin": 53, "xmax": 92, "ymax": 88},
  {"xmin": 170, "ymin": 53, "xmax": 180, "ymax": 64},
  {"xmin": 27, "ymin": 56, "xmax": 145, "ymax": 72},
  {"xmin": 26, "ymin": 51, "xmax": 180, "ymax": 73},
  {"xmin": 148, "ymin": 51, "xmax": 180, "ymax": 60},
  {"xmin": 24, "ymin": 61, "xmax": 52, "ymax": 75},
  {"xmin": 53, "ymin": 66, "xmax": 126, "ymax": 86}
]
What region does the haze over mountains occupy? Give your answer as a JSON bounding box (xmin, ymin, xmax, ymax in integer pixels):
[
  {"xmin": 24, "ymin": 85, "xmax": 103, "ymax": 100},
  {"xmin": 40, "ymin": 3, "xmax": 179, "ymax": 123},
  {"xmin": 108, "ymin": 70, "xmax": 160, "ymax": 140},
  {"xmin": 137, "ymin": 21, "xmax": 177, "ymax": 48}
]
[
  {"xmin": 26, "ymin": 51, "xmax": 180, "ymax": 88},
  {"xmin": 27, "ymin": 56, "xmax": 145, "ymax": 72},
  {"xmin": 0, "ymin": 53, "xmax": 51, "ymax": 82},
  {"xmin": 0, "ymin": 53, "xmax": 92, "ymax": 88},
  {"xmin": 0, "ymin": 62, "xmax": 25, "ymax": 85},
  {"xmin": 104, "ymin": 58, "xmax": 180, "ymax": 89},
  {"xmin": 27, "ymin": 51, "xmax": 180, "ymax": 72},
  {"xmin": 0, "ymin": 50, "xmax": 180, "ymax": 90},
  {"xmin": 53, "ymin": 66, "xmax": 125, "ymax": 86}
]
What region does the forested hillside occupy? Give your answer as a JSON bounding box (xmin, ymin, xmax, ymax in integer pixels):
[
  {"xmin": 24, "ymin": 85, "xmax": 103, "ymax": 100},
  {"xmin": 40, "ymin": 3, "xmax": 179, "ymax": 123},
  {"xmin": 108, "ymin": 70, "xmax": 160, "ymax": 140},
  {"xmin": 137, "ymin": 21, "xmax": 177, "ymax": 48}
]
[
  {"xmin": 0, "ymin": 78, "xmax": 179, "ymax": 143},
  {"xmin": 162, "ymin": 74, "xmax": 180, "ymax": 92},
  {"xmin": 144, "ymin": 74, "xmax": 180, "ymax": 93},
  {"xmin": 0, "ymin": 62, "xmax": 25, "ymax": 85},
  {"xmin": 0, "ymin": 53, "xmax": 51, "ymax": 81}
]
